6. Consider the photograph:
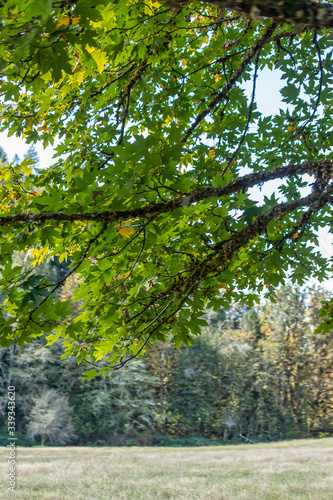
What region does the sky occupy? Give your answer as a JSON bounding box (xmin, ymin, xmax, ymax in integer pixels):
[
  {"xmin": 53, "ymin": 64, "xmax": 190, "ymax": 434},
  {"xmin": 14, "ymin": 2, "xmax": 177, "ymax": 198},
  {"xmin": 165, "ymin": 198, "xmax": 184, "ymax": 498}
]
[
  {"xmin": 245, "ymin": 67, "xmax": 333, "ymax": 263},
  {"xmin": 0, "ymin": 131, "xmax": 55, "ymax": 167},
  {"xmin": 1, "ymin": 67, "xmax": 332, "ymax": 287}
]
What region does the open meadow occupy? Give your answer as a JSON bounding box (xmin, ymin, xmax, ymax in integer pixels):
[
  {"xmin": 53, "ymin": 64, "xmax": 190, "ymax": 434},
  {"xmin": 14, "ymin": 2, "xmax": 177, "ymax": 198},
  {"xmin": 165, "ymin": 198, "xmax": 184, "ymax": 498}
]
[{"xmin": 1, "ymin": 438, "xmax": 333, "ymax": 499}]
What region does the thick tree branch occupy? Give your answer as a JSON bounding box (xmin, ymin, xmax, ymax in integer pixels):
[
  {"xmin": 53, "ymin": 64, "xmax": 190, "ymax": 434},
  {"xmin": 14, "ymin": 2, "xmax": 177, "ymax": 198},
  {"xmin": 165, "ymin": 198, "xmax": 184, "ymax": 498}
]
[
  {"xmin": 138, "ymin": 184, "xmax": 333, "ymax": 308},
  {"xmin": 169, "ymin": 0, "xmax": 333, "ymax": 29},
  {"xmin": 158, "ymin": 182, "xmax": 333, "ymax": 298},
  {"xmin": 0, "ymin": 159, "xmax": 330, "ymax": 227},
  {"xmin": 110, "ymin": 183, "xmax": 333, "ymax": 365}
]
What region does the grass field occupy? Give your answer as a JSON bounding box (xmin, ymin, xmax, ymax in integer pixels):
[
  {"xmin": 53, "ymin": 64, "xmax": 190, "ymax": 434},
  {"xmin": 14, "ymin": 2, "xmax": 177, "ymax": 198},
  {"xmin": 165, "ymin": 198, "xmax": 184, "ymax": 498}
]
[{"xmin": 0, "ymin": 438, "xmax": 333, "ymax": 499}]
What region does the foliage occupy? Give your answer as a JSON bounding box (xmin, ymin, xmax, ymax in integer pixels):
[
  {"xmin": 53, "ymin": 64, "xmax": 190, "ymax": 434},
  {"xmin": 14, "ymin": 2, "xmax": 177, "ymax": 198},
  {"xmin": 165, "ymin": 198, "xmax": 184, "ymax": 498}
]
[
  {"xmin": 0, "ymin": 0, "xmax": 332, "ymax": 371},
  {"xmin": 70, "ymin": 358, "xmax": 158, "ymax": 444},
  {"xmin": 147, "ymin": 286, "xmax": 333, "ymax": 441},
  {"xmin": 26, "ymin": 388, "xmax": 76, "ymax": 445},
  {"xmin": 1, "ymin": 285, "xmax": 331, "ymax": 446}
]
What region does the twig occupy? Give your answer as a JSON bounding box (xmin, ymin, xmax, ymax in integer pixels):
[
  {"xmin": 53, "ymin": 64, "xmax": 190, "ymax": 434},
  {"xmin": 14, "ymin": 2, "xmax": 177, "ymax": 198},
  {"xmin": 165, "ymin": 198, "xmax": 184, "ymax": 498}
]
[
  {"xmin": 181, "ymin": 21, "xmax": 278, "ymax": 143},
  {"xmin": 223, "ymin": 48, "xmax": 260, "ymax": 175}
]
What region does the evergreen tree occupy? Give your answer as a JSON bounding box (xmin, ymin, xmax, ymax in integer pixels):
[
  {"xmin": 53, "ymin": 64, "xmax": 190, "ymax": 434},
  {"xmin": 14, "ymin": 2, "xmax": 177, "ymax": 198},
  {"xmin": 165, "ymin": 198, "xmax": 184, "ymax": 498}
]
[
  {"xmin": 23, "ymin": 145, "xmax": 39, "ymax": 166},
  {"xmin": 0, "ymin": 147, "xmax": 8, "ymax": 163}
]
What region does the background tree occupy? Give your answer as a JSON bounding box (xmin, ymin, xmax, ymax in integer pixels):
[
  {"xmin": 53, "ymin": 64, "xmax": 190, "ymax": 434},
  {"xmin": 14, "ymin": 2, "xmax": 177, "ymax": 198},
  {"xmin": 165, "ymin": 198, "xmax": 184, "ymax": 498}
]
[
  {"xmin": 0, "ymin": 345, "xmax": 16, "ymax": 416},
  {"xmin": 146, "ymin": 342, "xmax": 176, "ymax": 434},
  {"xmin": 26, "ymin": 388, "xmax": 76, "ymax": 446},
  {"xmin": 260, "ymin": 286, "xmax": 333, "ymax": 438},
  {"xmin": 23, "ymin": 145, "xmax": 39, "ymax": 166},
  {"xmin": 0, "ymin": 284, "xmax": 331, "ymax": 445},
  {"xmin": 0, "ymin": 147, "xmax": 8, "ymax": 163},
  {"xmin": 0, "ymin": 0, "xmax": 332, "ymax": 371}
]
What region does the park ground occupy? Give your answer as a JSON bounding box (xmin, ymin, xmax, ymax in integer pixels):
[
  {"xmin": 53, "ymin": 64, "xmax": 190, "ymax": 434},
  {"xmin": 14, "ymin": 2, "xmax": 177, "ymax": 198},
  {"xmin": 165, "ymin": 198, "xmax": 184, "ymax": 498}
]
[{"xmin": 0, "ymin": 438, "xmax": 333, "ymax": 499}]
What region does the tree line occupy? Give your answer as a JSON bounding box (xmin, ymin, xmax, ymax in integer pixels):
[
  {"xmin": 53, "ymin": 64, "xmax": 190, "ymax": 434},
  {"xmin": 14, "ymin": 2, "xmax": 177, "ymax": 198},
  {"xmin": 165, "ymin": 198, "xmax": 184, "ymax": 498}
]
[{"xmin": 1, "ymin": 283, "xmax": 332, "ymax": 446}]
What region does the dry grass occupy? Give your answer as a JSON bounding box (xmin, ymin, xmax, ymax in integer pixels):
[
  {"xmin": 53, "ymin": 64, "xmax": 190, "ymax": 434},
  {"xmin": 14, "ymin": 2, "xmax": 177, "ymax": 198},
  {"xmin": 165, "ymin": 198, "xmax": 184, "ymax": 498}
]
[{"xmin": 1, "ymin": 438, "xmax": 333, "ymax": 499}]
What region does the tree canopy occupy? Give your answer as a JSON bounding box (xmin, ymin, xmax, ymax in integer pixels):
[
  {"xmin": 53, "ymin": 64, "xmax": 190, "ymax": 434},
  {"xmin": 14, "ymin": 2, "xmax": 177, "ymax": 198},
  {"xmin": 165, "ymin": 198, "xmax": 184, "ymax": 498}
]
[{"xmin": 0, "ymin": 0, "xmax": 332, "ymax": 375}]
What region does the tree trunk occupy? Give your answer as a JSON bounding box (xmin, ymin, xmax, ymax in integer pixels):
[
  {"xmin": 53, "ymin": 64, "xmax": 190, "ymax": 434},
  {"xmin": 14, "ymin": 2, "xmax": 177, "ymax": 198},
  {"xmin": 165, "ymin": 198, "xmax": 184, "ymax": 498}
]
[{"xmin": 296, "ymin": 419, "xmax": 302, "ymax": 438}]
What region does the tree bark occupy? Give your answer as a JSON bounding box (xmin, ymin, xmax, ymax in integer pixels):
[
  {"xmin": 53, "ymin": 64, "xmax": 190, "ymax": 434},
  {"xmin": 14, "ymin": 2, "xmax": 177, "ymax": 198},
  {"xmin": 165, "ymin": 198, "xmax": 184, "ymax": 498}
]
[{"xmin": 170, "ymin": 0, "xmax": 333, "ymax": 29}]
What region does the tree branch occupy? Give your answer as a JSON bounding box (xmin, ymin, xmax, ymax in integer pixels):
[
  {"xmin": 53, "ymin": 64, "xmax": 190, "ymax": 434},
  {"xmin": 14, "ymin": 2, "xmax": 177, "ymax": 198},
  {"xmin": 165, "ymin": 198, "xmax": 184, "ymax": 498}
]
[
  {"xmin": 108, "ymin": 183, "xmax": 333, "ymax": 362},
  {"xmin": 1, "ymin": 160, "xmax": 329, "ymax": 227},
  {"xmin": 168, "ymin": 0, "xmax": 333, "ymax": 29},
  {"xmin": 159, "ymin": 182, "xmax": 333, "ymax": 299},
  {"xmin": 181, "ymin": 20, "xmax": 278, "ymax": 142}
]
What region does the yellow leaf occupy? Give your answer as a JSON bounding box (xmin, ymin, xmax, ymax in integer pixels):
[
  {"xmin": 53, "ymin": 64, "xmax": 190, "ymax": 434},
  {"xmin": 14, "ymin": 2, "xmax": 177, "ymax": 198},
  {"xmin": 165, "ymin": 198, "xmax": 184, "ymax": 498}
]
[
  {"xmin": 118, "ymin": 271, "xmax": 131, "ymax": 279},
  {"xmin": 56, "ymin": 18, "xmax": 69, "ymax": 28},
  {"xmin": 162, "ymin": 116, "xmax": 172, "ymax": 127},
  {"xmin": 3, "ymin": 170, "xmax": 11, "ymax": 182},
  {"xmin": 22, "ymin": 164, "xmax": 32, "ymax": 176},
  {"xmin": 85, "ymin": 46, "xmax": 108, "ymax": 73},
  {"xmin": 21, "ymin": 158, "xmax": 34, "ymax": 174},
  {"xmin": 144, "ymin": 0, "xmax": 161, "ymax": 12},
  {"xmin": 94, "ymin": 339, "xmax": 117, "ymax": 360},
  {"xmin": 116, "ymin": 225, "xmax": 135, "ymax": 238},
  {"xmin": 58, "ymin": 251, "xmax": 68, "ymax": 263},
  {"xmin": 286, "ymin": 122, "xmax": 296, "ymax": 132},
  {"xmin": 26, "ymin": 118, "xmax": 33, "ymax": 130},
  {"xmin": 292, "ymin": 232, "xmax": 299, "ymax": 239},
  {"xmin": 215, "ymin": 74, "xmax": 221, "ymax": 83},
  {"xmin": 31, "ymin": 246, "xmax": 50, "ymax": 266},
  {"xmin": 56, "ymin": 16, "xmax": 81, "ymax": 29}
]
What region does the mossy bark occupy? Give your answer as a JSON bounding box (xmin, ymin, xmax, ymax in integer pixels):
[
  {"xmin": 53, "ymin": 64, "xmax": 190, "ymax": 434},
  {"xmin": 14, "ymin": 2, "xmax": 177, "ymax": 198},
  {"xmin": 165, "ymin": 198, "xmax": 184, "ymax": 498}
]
[{"xmin": 170, "ymin": 0, "xmax": 333, "ymax": 28}]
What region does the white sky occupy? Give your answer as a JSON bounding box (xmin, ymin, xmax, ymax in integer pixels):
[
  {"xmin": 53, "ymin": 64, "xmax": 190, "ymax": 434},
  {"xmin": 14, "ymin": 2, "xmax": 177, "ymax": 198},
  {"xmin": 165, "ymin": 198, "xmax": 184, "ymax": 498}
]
[{"xmin": 0, "ymin": 132, "xmax": 55, "ymax": 167}]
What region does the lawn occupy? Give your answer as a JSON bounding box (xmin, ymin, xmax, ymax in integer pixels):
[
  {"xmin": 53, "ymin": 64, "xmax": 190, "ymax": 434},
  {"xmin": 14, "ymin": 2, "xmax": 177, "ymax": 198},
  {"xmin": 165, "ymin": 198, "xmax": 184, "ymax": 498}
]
[{"xmin": 0, "ymin": 438, "xmax": 333, "ymax": 499}]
